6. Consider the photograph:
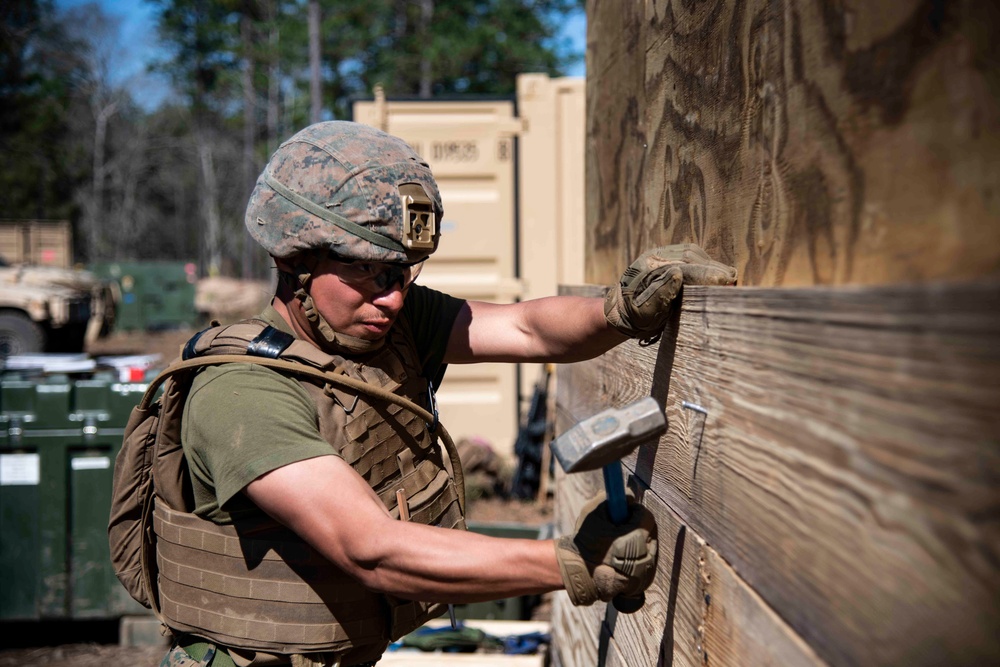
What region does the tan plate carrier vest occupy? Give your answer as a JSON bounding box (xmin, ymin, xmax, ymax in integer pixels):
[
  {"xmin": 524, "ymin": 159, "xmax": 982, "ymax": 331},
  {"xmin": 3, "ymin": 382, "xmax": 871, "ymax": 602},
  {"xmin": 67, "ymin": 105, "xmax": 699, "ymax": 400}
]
[{"xmin": 144, "ymin": 317, "xmax": 466, "ymax": 664}]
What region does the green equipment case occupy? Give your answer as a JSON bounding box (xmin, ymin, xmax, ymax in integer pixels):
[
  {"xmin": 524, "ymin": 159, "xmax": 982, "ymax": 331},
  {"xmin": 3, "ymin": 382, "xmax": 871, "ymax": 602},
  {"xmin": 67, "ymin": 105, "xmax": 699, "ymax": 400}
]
[
  {"xmin": 0, "ymin": 371, "xmax": 148, "ymax": 620},
  {"xmin": 92, "ymin": 261, "xmax": 199, "ymax": 332}
]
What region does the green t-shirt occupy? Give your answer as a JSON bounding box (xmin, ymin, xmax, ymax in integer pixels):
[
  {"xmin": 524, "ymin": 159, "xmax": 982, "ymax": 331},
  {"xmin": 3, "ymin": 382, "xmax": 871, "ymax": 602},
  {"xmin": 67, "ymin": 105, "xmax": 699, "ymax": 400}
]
[{"xmin": 181, "ymin": 284, "xmax": 466, "ymax": 523}]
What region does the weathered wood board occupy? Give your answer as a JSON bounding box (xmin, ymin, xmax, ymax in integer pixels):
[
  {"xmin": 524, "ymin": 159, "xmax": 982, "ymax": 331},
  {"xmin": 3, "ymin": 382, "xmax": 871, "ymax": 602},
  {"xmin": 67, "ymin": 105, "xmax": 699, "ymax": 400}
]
[
  {"xmin": 552, "ymin": 462, "xmax": 826, "ymax": 667},
  {"xmin": 550, "ymin": 282, "xmax": 1000, "ymax": 666},
  {"xmin": 564, "ymin": 1, "xmax": 999, "ymax": 663},
  {"xmin": 586, "ymin": 0, "xmax": 1000, "ymax": 287}
]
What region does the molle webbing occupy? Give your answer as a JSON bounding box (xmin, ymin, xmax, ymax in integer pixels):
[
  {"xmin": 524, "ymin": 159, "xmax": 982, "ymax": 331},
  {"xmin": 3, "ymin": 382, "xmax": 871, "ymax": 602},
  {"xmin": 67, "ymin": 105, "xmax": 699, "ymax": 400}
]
[
  {"xmin": 155, "ymin": 475, "xmax": 462, "ymax": 653},
  {"xmin": 174, "ymin": 319, "xmax": 466, "ymax": 514},
  {"xmin": 154, "ymin": 502, "xmax": 391, "ymax": 654},
  {"xmin": 149, "ymin": 317, "xmax": 466, "ymax": 656},
  {"xmin": 134, "ymin": 352, "xmax": 466, "ymax": 519}
]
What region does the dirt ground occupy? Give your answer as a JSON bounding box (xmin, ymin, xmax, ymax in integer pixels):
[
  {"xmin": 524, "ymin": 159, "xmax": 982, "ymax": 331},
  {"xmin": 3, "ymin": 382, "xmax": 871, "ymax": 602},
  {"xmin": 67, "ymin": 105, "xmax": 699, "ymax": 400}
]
[
  {"xmin": 0, "ymin": 329, "xmax": 553, "ymax": 665},
  {"xmin": 0, "ymin": 642, "xmax": 166, "ymax": 667}
]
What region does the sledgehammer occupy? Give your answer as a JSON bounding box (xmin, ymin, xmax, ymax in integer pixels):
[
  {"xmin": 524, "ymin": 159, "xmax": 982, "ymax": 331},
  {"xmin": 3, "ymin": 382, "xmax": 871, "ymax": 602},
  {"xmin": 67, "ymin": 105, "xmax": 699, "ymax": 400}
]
[{"xmin": 551, "ymin": 396, "xmax": 666, "ymax": 613}]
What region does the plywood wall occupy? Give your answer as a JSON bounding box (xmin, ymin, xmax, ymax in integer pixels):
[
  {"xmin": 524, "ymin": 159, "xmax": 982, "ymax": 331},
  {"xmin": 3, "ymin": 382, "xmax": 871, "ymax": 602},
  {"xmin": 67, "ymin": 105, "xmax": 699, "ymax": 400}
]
[
  {"xmin": 552, "ymin": 1, "xmax": 1000, "ymax": 665},
  {"xmin": 585, "ymin": 0, "xmax": 1000, "ymax": 287},
  {"xmin": 552, "ymin": 283, "xmax": 1000, "ymax": 667}
]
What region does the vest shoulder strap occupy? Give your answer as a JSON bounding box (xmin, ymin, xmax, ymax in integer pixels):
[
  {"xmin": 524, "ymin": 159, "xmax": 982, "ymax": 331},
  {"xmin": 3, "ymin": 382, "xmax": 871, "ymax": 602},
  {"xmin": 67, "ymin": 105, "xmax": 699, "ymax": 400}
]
[{"xmin": 148, "ymin": 318, "xmax": 466, "ymax": 513}]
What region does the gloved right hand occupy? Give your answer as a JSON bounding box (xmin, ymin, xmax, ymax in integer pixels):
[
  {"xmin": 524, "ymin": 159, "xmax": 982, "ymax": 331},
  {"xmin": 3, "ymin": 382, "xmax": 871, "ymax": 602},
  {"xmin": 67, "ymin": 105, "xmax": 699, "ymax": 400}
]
[{"xmin": 554, "ymin": 493, "xmax": 658, "ymax": 606}]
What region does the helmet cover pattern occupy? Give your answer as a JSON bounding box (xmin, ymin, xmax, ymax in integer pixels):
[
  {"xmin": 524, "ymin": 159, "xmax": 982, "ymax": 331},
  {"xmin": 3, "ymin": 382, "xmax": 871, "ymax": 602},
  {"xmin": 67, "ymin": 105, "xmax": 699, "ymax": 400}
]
[{"xmin": 246, "ymin": 121, "xmax": 443, "ymax": 263}]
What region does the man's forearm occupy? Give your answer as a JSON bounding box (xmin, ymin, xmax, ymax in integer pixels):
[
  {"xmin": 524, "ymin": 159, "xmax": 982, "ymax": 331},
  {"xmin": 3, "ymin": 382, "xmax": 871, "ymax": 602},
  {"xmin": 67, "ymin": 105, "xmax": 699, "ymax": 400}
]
[
  {"xmin": 248, "ymin": 455, "xmax": 564, "ymax": 604},
  {"xmin": 445, "ymin": 295, "xmax": 627, "ymax": 364},
  {"xmin": 355, "ymin": 522, "xmax": 563, "ymax": 603},
  {"xmin": 517, "ymin": 296, "xmax": 627, "ymax": 362}
]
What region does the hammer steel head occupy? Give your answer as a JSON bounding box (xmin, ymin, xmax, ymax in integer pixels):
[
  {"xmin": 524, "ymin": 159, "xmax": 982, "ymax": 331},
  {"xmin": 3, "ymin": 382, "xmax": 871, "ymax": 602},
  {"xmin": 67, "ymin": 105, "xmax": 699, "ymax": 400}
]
[{"xmin": 552, "ymin": 396, "xmax": 666, "ymax": 473}]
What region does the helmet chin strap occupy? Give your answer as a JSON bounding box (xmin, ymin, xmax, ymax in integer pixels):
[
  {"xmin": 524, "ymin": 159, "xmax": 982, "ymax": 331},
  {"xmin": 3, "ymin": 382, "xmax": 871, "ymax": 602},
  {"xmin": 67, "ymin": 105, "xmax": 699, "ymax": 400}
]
[{"xmin": 282, "ymin": 268, "xmax": 385, "ymax": 354}]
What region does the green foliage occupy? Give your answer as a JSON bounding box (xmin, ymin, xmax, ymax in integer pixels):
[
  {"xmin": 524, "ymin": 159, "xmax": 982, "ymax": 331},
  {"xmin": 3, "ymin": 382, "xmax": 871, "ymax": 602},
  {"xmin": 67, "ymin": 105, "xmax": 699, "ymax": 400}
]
[
  {"xmin": 148, "ymin": 0, "xmax": 246, "ymax": 122},
  {"xmin": 1, "ymin": 0, "xmax": 583, "ymax": 275},
  {"xmin": 0, "ymin": 0, "xmax": 88, "ymax": 221},
  {"xmin": 303, "ymin": 0, "xmax": 582, "ymax": 117},
  {"xmin": 367, "ymin": 0, "xmax": 578, "ymax": 96}
]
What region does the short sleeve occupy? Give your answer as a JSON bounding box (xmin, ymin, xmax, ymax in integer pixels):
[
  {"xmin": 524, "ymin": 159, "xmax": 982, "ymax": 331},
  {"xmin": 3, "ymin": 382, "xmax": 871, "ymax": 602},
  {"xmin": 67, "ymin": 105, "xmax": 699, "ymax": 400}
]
[
  {"xmin": 182, "ymin": 363, "xmax": 337, "ymax": 518},
  {"xmin": 402, "ymin": 283, "xmax": 466, "ymax": 386}
]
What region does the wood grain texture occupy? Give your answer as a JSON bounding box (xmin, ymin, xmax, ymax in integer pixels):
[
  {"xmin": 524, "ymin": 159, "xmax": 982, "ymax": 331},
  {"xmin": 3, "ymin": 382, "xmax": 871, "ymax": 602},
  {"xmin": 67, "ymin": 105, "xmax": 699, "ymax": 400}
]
[
  {"xmin": 552, "ymin": 317, "xmax": 826, "ymax": 667},
  {"xmin": 586, "ymin": 0, "xmax": 1000, "ymax": 287},
  {"xmin": 551, "ymin": 450, "xmax": 826, "ymax": 667},
  {"xmin": 551, "ymin": 282, "xmax": 1000, "ymax": 666}
]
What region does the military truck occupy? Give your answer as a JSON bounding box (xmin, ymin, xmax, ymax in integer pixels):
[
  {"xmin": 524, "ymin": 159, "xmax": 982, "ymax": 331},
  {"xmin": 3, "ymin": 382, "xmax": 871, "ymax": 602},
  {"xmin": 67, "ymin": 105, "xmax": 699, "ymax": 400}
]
[{"xmin": 0, "ymin": 256, "xmax": 116, "ymax": 356}]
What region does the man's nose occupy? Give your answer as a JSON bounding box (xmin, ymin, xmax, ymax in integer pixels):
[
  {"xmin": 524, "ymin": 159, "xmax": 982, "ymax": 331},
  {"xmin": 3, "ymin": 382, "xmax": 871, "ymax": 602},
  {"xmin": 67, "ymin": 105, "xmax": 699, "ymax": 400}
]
[{"xmin": 372, "ymin": 282, "xmax": 406, "ymax": 310}]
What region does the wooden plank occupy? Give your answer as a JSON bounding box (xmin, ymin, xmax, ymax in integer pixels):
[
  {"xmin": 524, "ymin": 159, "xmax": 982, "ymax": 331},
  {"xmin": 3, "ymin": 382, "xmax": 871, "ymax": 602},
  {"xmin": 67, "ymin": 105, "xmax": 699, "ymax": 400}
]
[
  {"xmin": 553, "ymin": 360, "xmax": 824, "ymax": 666},
  {"xmin": 585, "ymin": 0, "xmax": 649, "ymax": 283},
  {"xmin": 613, "ymin": 500, "xmax": 826, "ymax": 667},
  {"xmin": 586, "ymin": 0, "xmax": 1000, "ymax": 287},
  {"xmin": 551, "ymin": 588, "xmax": 604, "ymax": 667},
  {"xmin": 550, "ymin": 465, "xmax": 605, "ymax": 667},
  {"xmin": 552, "ymin": 379, "xmax": 825, "ymax": 667},
  {"xmin": 553, "ymin": 282, "xmax": 1000, "ymax": 665}
]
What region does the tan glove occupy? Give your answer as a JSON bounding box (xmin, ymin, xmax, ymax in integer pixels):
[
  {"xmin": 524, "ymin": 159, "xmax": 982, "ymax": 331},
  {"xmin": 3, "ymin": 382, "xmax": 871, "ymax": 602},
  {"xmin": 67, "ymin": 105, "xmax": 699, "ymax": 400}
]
[
  {"xmin": 604, "ymin": 243, "xmax": 737, "ymax": 344},
  {"xmin": 554, "ymin": 493, "xmax": 658, "ymax": 606}
]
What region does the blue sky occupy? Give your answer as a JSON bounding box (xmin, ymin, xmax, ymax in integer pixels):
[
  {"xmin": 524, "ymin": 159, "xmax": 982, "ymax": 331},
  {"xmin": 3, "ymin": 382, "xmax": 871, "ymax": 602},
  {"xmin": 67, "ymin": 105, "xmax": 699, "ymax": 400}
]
[
  {"xmin": 53, "ymin": 0, "xmax": 586, "ymax": 110},
  {"xmin": 54, "ymin": 0, "xmax": 169, "ymax": 107}
]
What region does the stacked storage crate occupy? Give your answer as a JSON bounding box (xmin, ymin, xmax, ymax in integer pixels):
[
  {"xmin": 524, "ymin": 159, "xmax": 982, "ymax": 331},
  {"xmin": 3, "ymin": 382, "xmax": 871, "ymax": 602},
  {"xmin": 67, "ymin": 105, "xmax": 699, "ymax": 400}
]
[{"xmin": 0, "ymin": 371, "xmax": 148, "ymax": 620}]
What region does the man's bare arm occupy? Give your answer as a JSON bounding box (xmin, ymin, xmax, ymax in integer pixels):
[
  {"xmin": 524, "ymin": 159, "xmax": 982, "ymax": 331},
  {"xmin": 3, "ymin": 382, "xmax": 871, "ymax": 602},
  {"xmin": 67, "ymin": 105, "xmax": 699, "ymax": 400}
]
[
  {"xmin": 244, "ymin": 454, "xmax": 563, "ymax": 603},
  {"xmin": 443, "ymin": 296, "xmax": 627, "ymax": 364}
]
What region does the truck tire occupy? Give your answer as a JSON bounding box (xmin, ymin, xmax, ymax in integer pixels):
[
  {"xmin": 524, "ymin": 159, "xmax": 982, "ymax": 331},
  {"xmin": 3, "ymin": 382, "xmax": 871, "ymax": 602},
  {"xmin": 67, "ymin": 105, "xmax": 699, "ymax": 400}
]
[{"xmin": 0, "ymin": 311, "xmax": 46, "ymax": 357}]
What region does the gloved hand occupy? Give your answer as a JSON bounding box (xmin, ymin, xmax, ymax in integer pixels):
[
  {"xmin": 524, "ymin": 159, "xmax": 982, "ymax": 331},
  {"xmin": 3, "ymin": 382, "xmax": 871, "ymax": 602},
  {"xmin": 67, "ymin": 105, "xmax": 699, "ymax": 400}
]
[
  {"xmin": 604, "ymin": 243, "xmax": 737, "ymax": 343},
  {"xmin": 554, "ymin": 493, "xmax": 658, "ymax": 606}
]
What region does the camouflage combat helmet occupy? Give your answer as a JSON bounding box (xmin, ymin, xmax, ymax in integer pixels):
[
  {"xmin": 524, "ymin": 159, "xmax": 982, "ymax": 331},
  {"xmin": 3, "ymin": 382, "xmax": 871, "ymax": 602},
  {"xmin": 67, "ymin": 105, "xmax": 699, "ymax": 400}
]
[
  {"xmin": 246, "ymin": 121, "xmax": 443, "ymax": 354},
  {"xmin": 246, "ymin": 121, "xmax": 443, "ymax": 264}
]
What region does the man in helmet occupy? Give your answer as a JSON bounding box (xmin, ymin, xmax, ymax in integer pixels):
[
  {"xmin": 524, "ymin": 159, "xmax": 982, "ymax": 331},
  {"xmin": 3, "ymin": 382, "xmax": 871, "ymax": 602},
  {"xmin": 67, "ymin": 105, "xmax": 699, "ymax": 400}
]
[{"xmin": 159, "ymin": 121, "xmax": 736, "ymax": 667}]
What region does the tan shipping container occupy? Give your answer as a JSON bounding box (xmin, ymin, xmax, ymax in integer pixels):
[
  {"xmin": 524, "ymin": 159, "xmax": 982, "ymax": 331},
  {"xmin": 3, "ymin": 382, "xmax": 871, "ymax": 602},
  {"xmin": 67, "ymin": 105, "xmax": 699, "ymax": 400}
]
[{"xmin": 353, "ymin": 73, "xmax": 585, "ymax": 460}]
